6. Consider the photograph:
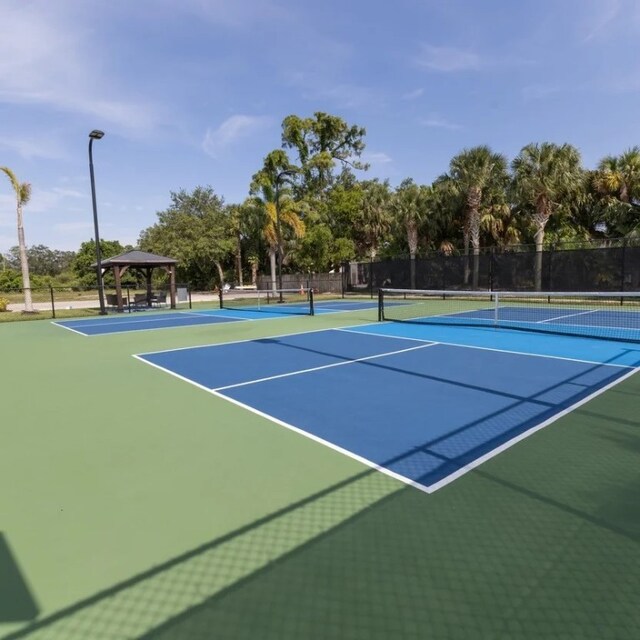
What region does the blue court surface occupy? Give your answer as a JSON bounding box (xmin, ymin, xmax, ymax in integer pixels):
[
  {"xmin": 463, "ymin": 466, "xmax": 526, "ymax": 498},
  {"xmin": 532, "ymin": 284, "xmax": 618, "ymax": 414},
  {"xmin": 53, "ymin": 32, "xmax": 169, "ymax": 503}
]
[
  {"xmin": 135, "ymin": 324, "xmax": 640, "ymax": 492},
  {"xmin": 392, "ymin": 303, "xmax": 640, "ymax": 342},
  {"xmin": 52, "ymin": 299, "xmax": 381, "ymax": 336}
]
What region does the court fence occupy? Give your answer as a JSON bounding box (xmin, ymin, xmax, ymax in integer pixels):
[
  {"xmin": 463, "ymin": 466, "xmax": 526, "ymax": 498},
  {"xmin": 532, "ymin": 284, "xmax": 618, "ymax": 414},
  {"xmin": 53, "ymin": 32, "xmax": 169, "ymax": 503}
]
[
  {"xmin": 256, "ymin": 273, "xmax": 344, "ymax": 295},
  {"xmin": 0, "ymin": 284, "xmax": 193, "ymax": 318},
  {"xmin": 345, "ymin": 244, "xmax": 640, "ymax": 295}
]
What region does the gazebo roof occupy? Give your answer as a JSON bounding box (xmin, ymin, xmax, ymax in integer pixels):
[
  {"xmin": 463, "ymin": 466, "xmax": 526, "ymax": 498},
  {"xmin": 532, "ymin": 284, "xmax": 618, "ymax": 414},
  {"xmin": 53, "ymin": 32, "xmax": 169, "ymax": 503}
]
[{"xmin": 95, "ymin": 250, "xmax": 178, "ymax": 267}]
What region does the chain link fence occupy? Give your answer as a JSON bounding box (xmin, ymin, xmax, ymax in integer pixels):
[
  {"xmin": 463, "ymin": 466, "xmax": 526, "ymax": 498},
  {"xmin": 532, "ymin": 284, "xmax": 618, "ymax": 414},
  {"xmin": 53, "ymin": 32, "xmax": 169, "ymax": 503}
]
[
  {"xmin": 345, "ymin": 244, "xmax": 640, "ymax": 293},
  {"xmin": 0, "ymin": 284, "xmax": 194, "ymax": 318}
]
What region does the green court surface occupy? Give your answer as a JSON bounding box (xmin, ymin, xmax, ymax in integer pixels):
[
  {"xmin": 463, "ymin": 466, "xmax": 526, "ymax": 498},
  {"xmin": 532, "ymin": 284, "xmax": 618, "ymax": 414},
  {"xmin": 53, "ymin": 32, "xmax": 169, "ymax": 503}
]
[{"xmin": 1, "ymin": 306, "xmax": 639, "ymax": 639}]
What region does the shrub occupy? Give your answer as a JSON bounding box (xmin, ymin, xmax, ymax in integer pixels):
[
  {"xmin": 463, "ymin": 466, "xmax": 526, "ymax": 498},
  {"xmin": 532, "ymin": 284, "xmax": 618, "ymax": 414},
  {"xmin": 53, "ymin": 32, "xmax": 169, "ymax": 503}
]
[{"xmin": 0, "ymin": 297, "xmax": 9, "ymax": 312}]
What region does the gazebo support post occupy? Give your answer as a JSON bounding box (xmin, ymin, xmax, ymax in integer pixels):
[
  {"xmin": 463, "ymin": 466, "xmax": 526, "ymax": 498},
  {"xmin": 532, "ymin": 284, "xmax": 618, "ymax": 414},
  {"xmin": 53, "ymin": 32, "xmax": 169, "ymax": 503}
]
[
  {"xmin": 145, "ymin": 268, "xmax": 153, "ymax": 307},
  {"xmin": 114, "ymin": 266, "xmax": 123, "ymax": 311},
  {"xmin": 169, "ymin": 266, "xmax": 176, "ymax": 309}
]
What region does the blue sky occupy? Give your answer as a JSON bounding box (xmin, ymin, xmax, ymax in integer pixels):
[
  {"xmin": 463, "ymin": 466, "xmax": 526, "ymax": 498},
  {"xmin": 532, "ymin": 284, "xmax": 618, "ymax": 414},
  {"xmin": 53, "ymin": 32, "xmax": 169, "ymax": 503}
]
[{"xmin": 1, "ymin": 0, "xmax": 639, "ymax": 252}]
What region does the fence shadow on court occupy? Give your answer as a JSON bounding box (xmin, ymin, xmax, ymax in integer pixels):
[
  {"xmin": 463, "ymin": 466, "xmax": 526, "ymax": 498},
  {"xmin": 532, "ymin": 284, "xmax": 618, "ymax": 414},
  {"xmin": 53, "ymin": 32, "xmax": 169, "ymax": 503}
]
[
  {"xmin": 0, "ymin": 533, "xmax": 39, "ymax": 625},
  {"xmin": 3, "ymin": 381, "xmax": 639, "ymax": 640}
]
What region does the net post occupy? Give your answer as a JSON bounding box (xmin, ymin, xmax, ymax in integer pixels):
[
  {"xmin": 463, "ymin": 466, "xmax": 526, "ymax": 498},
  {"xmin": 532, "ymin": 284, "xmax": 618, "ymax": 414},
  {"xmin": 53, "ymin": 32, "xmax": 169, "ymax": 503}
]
[
  {"xmin": 309, "ymin": 288, "xmax": 314, "ymax": 316},
  {"xmin": 493, "ymin": 291, "xmax": 499, "ymax": 326},
  {"xmin": 218, "ymin": 288, "xmax": 223, "ymax": 309},
  {"xmin": 378, "ymin": 288, "xmax": 383, "ymax": 322}
]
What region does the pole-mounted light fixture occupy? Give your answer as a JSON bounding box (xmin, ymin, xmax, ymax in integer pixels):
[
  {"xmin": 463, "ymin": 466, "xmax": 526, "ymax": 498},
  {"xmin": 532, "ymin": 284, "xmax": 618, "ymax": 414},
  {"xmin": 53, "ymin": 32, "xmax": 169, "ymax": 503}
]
[{"xmin": 89, "ymin": 130, "xmax": 106, "ymax": 315}]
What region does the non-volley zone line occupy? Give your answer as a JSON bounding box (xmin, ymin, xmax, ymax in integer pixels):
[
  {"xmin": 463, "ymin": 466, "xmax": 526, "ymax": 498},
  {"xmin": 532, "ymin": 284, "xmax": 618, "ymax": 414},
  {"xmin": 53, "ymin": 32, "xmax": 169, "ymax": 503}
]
[
  {"xmin": 53, "ymin": 310, "xmax": 254, "ymax": 336},
  {"xmin": 136, "ymin": 328, "xmax": 638, "ymax": 493}
]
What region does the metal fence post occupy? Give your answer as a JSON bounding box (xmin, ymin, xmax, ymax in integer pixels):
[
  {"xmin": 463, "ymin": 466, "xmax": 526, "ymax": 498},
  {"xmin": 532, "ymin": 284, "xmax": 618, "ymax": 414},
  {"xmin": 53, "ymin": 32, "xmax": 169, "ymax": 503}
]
[{"xmin": 50, "ymin": 285, "xmax": 56, "ymax": 319}]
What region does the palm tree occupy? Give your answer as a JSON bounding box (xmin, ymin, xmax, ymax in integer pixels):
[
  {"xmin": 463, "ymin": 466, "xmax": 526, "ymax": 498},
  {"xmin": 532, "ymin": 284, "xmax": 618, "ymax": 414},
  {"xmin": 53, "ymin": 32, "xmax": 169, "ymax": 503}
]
[
  {"xmin": 591, "ymin": 148, "xmax": 640, "ymax": 237},
  {"xmin": 250, "ymin": 150, "xmax": 306, "ymax": 291},
  {"xmin": 1, "ymin": 167, "xmax": 34, "ymax": 312},
  {"xmin": 358, "ymin": 180, "xmax": 392, "ymax": 260},
  {"xmin": 249, "ymin": 185, "xmax": 305, "ymax": 292},
  {"xmin": 448, "ymin": 146, "xmax": 509, "ymax": 288},
  {"xmin": 511, "ymin": 143, "xmax": 584, "ymax": 290},
  {"xmin": 392, "ymin": 179, "xmax": 436, "ymax": 288},
  {"xmin": 593, "ymin": 147, "xmax": 640, "ymax": 205}
]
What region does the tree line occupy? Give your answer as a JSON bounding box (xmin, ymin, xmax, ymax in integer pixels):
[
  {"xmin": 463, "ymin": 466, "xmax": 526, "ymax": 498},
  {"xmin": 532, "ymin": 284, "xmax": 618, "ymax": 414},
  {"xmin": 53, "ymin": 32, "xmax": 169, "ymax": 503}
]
[{"xmin": 3, "ymin": 112, "xmax": 640, "ymax": 301}]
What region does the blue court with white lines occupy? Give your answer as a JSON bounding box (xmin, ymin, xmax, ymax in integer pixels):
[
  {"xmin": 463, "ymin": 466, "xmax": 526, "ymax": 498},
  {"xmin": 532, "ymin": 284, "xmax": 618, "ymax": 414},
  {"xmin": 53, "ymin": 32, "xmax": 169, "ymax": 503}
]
[
  {"xmin": 53, "ymin": 298, "xmax": 381, "ymax": 336},
  {"xmin": 135, "ymin": 323, "xmax": 640, "ymax": 492}
]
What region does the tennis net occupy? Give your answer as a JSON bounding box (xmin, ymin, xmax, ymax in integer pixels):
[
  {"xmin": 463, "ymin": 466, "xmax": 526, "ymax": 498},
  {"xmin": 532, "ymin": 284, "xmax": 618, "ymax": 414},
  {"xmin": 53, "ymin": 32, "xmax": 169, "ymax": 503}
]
[
  {"xmin": 378, "ymin": 288, "xmax": 640, "ymax": 342},
  {"xmin": 220, "ymin": 288, "xmax": 314, "ymax": 316}
]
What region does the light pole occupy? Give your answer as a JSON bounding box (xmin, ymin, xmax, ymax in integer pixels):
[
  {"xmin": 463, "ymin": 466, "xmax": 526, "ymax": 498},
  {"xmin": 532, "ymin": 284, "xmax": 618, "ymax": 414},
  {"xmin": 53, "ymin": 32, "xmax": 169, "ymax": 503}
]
[
  {"xmin": 274, "ymin": 169, "xmax": 295, "ymax": 302},
  {"xmin": 88, "ymin": 129, "xmax": 106, "ymax": 315}
]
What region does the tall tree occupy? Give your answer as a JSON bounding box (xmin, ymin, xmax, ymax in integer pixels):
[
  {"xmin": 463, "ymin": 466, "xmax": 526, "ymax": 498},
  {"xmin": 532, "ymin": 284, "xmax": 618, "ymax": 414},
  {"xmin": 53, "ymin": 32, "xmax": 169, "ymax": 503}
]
[
  {"xmin": 1, "ymin": 167, "xmax": 33, "ymax": 312},
  {"xmin": 139, "ymin": 187, "xmax": 234, "ymax": 289},
  {"xmin": 447, "ymin": 147, "xmax": 509, "ymax": 287},
  {"xmin": 355, "ymin": 180, "xmax": 392, "ymax": 259},
  {"xmin": 281, "ymin": 112, "xmax": 368, "ymax": 198},
  {"xmin": 391, "ymin": 179, "xmax": 435, "ymax": 288},
  {"xmin": 591, "ymin": 147, "xmax": 640, "ymax": 237},
  {"xmin": 250, "ymin": 151, "xmax": 305, "ymax": 291},
  {"xmin": 72, "ymin": 239, "xmax": 131, "ymax": 288},
  {"xmin": 512, "ymin": 143, "xmax": 584, "ymax": 290},
  {"xmin": 6, "ymin": 244, "xmax": 75, "ymax": 276}
]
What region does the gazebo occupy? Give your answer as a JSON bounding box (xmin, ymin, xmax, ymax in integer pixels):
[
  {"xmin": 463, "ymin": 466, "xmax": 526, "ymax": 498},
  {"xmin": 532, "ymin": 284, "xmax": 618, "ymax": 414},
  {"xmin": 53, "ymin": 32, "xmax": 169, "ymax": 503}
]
[{"xmin": 95, "ymin": 250, "xmax": 178, "ymax": 312}]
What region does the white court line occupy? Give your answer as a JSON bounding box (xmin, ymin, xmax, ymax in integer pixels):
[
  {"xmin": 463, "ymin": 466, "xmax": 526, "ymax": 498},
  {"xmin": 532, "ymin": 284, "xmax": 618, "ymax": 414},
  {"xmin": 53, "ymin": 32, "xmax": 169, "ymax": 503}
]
[
  {"xmin": 180, "ymin": 310, "xmax": 258, "ymax": 322},
  {"xmin": 538, "ymin": 309, "xmax": 599, "ymax": 323},
  {"xmin": 50, "ymin": 321, "xmax": 89, "ymax": 336},
  {"xmin": 55, "ymin": 313, "xmax": 196, "ymax": 329},
  {"xmin": 212, "ymin": 342, "xmax": 439, "ymax": 391},
  {"xmin": 133, "ymin": 353, "xmax": 432, "ymax": 495},
  {"xmin": 493, "ymin": 316, "xmax": 640, "ymax": 332},
  {"xmin": 427, "ymin": 365, "xmax": 640, "ymax": 492},
  {"xmin": 134, "ymin": 346, "xmax": 640, "ymax": 494},
  {"xmin": 55, "ymin": 315, "xmax": 251, "ymax": 337},
  {"xmin": 337, "ymin": 327, "xmax": 636, "ymax": 369},
  {"xmin": 135, "ymin": 324, "xmax": 400, "ymax": 357},
  {"xmin": 62, "ymin": 311, "xmax": 236, "ymax": 328}
]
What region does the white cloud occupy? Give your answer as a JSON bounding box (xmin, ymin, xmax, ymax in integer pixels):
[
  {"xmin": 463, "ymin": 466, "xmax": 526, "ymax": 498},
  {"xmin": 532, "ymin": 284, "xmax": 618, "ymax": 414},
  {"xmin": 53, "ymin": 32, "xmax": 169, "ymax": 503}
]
[
  {"xmin": 415, "ymin": 44, "xmax": 481, "ymax": 72},
  {"xmin": 362, "ymin": 152, "xmax": 393, "ymax": 165},
  {"xmin": 0, "ymin": 1, "xmax": 163, "ymax": 132},
  {"xmin": 287, "ymin": 70, "xmax": 378, "ymax": 110},
  {"xmin": 54, "ymin": 222, "xmax": 94, "ymax": 232},
  {"xmin": 0, "ymin": 135, "xmax": 66, "ymax": 160},
  {"xmin": 401, "ymin": 88, "xmax": 425, "ymax": 100},
  {"xmin": 52, "ymin": 188, "xmax": 84, "ymax": 199},
  {"xmin": 521, "ymin": 84, "xmax": 562, "ymax": 101},
  {"xmin": 419, "ymin": 115, "xmax": 462, "ymax": 131},
  {"xmin": 581, "ymin": 0, "xmax": 622, "ymax": 41},
  {"xmin": 202, "ymin": 115, "xmax": 272, "ymax": 158}
]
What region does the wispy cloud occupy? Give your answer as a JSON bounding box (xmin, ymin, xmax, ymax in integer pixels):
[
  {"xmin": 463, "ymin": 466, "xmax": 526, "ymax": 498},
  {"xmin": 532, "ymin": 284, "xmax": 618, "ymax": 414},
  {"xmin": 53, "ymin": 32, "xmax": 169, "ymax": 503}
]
[
  {"xmin": 521, "ymin": 84, "xmax": 563, "ymax": 101},
  {"xmin": 401, "ymin": 88, "xmax": 425, "ymax": 101},
  {"xmin": 415, "ymin": 44, "xmax": 481, "ymax": 72},
  {"xmin": 0, "ymin": 2, "xmax": 163, "ymax": 132},
  {"xmin": 54, "ymin": 222, "xmax": 95, "ymax": 232},
  {"xmin": 173, "ymin": 0, "xmax": 290, "ymax": 29},
  {"xmin": 202, "ymin": 115, "xmax": 272, "ymax": 158},
  {"xmin": 419, "ymin": 115, "xmax": 462, "ymax": 131},
  {"xmin": 581, "ymin": 0, "xmax": 622, "ymax": 41},
  {"xmin": 362, "ymin": 152, "xmax": 393, "ymax": 165},
  {"xmin": 0, "ymin": 135, "xmax": 66, "ymax": 160},
  {"xmin": 287, "ymin": 71, "xmax": 378, "ymax": 110},
  {"xmin": 52, "ymin": 187, "xmax": 84, "ymax": 199}
]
